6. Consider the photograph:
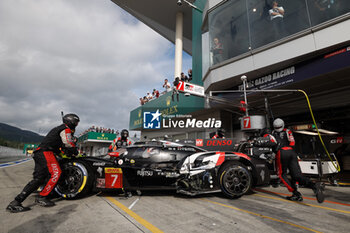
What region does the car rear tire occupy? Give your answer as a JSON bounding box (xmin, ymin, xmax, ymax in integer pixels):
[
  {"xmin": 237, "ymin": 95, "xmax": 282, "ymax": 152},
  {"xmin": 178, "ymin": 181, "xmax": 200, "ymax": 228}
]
[
  {"xmin": 55, "ymin": 160, "xmax": 94, "ymax": 199},
  {"xmin": 219, "ymin": 162, "xmax": 252, "ymax": 198}
]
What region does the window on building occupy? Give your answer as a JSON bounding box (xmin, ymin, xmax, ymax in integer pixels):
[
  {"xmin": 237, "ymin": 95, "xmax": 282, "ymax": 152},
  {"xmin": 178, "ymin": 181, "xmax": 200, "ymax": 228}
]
[
  {"xmin": 205, "ymin": 0, "xmax": 349, "ymax": 67},
  {"xmin": 306, "ymin": 0, "xmax": 350, "ymax": 26},
  {"xmin": 248, "ymin": 0, "xmax": 310, "ymax": 49},
  {"xmin": 208, "ymin": 0, "xmax": 250, "ymax": 66}
]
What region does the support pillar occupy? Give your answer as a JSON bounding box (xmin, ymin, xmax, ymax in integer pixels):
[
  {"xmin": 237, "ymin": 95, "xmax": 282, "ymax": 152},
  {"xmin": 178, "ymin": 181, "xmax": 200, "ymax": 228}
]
[{"xmin": 174, "ymin": 12, "xmax": 183, "ymax": 79}]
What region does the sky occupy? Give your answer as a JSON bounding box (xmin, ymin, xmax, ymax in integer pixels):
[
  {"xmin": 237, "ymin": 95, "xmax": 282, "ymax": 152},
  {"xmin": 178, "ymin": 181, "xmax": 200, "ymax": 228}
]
[{"xmin": 0, "ymin": 0, "xmax": 192, "ymax": 135}]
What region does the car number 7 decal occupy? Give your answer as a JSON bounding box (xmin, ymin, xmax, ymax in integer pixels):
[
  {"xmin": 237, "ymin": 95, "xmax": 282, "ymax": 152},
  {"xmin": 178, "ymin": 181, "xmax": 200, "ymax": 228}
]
[
  {"xmin": 111, "ymin": 174, "xmax": 118, "ymax": 187},
  {"xmin": 105, "ymin": 168, "xmax": 123, "ymax": 189}
]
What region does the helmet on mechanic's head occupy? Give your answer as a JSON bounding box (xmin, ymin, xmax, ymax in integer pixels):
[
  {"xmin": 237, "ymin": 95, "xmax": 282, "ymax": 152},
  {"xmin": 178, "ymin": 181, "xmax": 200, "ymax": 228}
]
[
  {"xmin": 218, "ymin": 128, "xmax": 226, "ymax": 138},
  {"xmin": 121, "ymin": 129, "xmax": 129, "ymax": 138},
  {"xmin": 63, "ymin": 113, "xmax": 80, "ymax": 130},
  {"xmin": 273, "ymin": 118, "xmax": 284, "ymax": 132}
]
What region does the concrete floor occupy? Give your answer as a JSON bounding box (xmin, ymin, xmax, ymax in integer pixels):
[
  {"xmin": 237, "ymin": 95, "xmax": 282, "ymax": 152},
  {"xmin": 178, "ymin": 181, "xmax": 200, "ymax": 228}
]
[{"xmin": 1, "ymin": 158, "xmax": 349, "ymax": 233}]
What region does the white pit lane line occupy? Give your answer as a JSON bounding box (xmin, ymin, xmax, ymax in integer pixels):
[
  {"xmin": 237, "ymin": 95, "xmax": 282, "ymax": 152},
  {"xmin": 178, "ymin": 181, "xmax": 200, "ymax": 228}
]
[{"xmin": 128, "ymin": 198, "xmax": 140, "ymax": 210}]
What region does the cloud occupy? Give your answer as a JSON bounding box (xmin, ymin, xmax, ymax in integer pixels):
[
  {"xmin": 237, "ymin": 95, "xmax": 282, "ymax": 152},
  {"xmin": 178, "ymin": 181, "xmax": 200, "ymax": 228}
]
[{"xmin": 0, "ymin": 0, "xmax": 191, "ymax": 135}]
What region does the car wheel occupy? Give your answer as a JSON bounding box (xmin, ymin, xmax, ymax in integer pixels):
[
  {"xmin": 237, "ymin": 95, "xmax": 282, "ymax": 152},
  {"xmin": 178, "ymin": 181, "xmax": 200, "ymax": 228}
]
[
  {"xmin": 219, "ymin": 162, "xmax": 252, "ymax": 198},
  {"xmin": 55, "ymin": 160, "xmax": 94, "ymax": 199}
]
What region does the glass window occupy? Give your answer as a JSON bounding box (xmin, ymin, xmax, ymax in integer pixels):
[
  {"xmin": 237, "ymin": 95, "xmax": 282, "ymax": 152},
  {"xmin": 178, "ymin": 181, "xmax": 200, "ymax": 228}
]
[
  {"xmin": 307, "ymin": 0, "xmax": 350, "ymax": 26},
  {"xmin": 202, "ymin": 31, "xmax": 210, "ymax": 75},
  {"xmin": 208, "ymin": 0, "xmax": 250, "ymax": 66},
  {"xmin": 205, "ymin": 0, "xmax": 348, "ymax": 67},
  {"xmin": 248, "ymin": 0, "xmax": 310, "ymax": 48}
]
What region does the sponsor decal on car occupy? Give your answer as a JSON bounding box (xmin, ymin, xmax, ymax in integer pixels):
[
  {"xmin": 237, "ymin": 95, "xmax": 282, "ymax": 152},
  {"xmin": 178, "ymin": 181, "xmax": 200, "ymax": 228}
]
[
  {"xmin": 93, "ymin": 162, "xmax": 106, "ymax": 166},
  {"xmin": 206, "ymin": 140, "xmax": 233, "ymax": 146},
  {"xmin": 137, "ymin": 169, "xmax": 154, "ymax": 177},
  {"xmin": 104, "ymin": 168, "xmax": 122, "ymax": 188},
  {"xmin": 196, "ymin": 139, "xmax": 203, "ymax": 147},
  {"xmin": 105, "ymin": 168, "xmax": 122, "ymax": 173},
  {"xmin": 96, "ymin": 178, "xmax": 105, "ymax": 188},
  {"xmin": 97, "ymin": 167, "xmax": 103, "ymax": 177}
]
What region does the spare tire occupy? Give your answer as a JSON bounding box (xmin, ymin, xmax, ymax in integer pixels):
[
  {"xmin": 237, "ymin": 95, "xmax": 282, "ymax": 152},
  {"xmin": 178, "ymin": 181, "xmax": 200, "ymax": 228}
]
[{"xmin": 55, "ymin": 160, "xmax": 94, "ymax": 199}]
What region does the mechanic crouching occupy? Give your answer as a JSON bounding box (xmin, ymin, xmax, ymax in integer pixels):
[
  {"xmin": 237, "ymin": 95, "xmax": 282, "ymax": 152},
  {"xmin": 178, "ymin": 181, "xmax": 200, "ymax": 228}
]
[
  {"xmin": 6, "ymin": 114, "xmax": 80, "ymax": 213},
  {"xmin": 264, "ymin": 118, "xmax": 324, "ymax": 203}
]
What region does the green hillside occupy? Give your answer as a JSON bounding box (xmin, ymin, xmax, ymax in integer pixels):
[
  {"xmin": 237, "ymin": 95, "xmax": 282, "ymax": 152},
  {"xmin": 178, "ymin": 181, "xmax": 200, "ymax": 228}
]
[{"xmin": 0, "ymin": 123, "xmax": 43, "ymax": 148}]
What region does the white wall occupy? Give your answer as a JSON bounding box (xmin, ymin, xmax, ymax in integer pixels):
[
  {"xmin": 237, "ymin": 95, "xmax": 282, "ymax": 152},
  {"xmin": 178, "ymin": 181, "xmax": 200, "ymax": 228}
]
[{"xmin": 0, "ymin": 146, "xmax": 23, "ymax": 156}]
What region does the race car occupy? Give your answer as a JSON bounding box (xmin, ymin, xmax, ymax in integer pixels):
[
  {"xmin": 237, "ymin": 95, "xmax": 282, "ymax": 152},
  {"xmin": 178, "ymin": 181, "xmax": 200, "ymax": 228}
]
[{"xmin": 55, "ymin": 139, "xmax": 275, "ymax": 199}]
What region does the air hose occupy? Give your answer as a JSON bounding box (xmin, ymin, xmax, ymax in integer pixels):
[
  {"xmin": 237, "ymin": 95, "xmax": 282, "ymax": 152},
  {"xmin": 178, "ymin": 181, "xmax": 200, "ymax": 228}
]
[{"xmin": 298, "ymin": 90, "xmax": 341, "ymax": 172}]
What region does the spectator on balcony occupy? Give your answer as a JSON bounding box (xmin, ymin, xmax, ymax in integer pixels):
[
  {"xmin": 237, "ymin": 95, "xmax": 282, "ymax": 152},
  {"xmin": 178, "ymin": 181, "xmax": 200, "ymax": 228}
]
[
  {"xmin": 163, "ymin": 79, "xmax": 171, "ymax": 92},
  {"xmin": 188, "ymin": 69, "xmax": 192, "ymax": 82},
  {"xmin": 181, "ymin": 72, "xmax": 189, "ymax": 82},
  {"xmin": 140, "ymin": 97, "xmax": 145, "ymax": 105},
  {"xmin": 269, "ymin": 1, "xmax": 286, "ymax": 40},
  {"xmin": 211, "ymin": 37, "xmax": 224, "ymax": 65},
  {"xmin": 153, "ymin": 89, "xmax": 160, "ymax": 99},
  {"xmin": 146, "ymin": 92, "xmax": 153, "ymax": 101},
  {"xmin": 143, "ymin": 96, "xmax": 148, "ymax": 104},
  {"xmin": 172, "ymin": 77, "xmax": 180, "ymax": 102}
]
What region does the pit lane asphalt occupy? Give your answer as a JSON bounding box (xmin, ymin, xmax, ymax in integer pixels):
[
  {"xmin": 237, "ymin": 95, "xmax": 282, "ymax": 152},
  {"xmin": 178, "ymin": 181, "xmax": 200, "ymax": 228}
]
[{"xmin": 1, "ymin": 158, "xmax": 349, "ymax": 233}]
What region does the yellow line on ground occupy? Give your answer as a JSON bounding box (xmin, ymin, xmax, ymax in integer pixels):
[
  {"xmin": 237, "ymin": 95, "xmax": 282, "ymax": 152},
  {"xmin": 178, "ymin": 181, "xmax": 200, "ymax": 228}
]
[
  {"xmin": 338, "ymin": 182, "xmax": 350, "ymax": 186},
  {"xmin": 253, "ymin": 194, "xmax": 350, "ymax": 214},
  {"xmin": 203, "ymin": 199, "xmax": 322, "ymax": 233},
  {"xmin": 105, "ymin": 196, "xmax": 164, "ymax": 233}
]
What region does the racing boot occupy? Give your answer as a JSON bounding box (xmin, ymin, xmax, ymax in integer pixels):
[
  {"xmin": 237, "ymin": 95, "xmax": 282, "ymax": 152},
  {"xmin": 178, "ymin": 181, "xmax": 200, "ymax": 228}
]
[
  {"xmin": 312, "ymin": 182, "xmax": 324, "ymax": 203},
  {"xmin": 6, "ymin": 200, "xmax": 30, "ymax": 213},
  {"xmin": 286, "ymin": 191, "xmax": 303, "ymax": 201},
  {"xmin": 35, "ymin": 195, "xmax": 55, "ymax": 207}
]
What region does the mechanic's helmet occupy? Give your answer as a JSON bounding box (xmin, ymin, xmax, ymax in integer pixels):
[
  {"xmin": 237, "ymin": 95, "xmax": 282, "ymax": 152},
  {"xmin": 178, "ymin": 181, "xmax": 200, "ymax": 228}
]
[
  {"xmin": 273, "ymin": 118, "xmax": 284, "ymax": 132},
  {"xmin": 121, "ymin": 129, "xmax": 129, "ymax": 138},
  {"xmin": 63, "ymin": 113, "xmax": 80, "ymax": 130},
  {"xmin": 218, "ymin": 128, "xmax": 226, "ymax": 137}
]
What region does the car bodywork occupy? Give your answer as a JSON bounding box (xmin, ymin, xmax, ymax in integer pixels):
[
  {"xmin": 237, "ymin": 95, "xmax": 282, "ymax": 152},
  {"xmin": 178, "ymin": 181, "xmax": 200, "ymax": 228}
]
[{"xmin": 55, "ymin": 139, "xmax": 274, "ymax": 199}]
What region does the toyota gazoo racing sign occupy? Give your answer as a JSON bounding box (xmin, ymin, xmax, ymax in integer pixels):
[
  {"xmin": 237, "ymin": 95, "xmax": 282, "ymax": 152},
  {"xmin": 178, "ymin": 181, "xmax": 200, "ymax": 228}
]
[{"xmin": 176, "ymin": 81, "xmax": 205, "ymax": 97}]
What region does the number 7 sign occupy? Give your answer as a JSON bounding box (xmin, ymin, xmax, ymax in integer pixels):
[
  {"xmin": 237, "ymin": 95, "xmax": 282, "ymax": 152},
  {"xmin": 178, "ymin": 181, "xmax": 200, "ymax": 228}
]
[
  {"xmin": 243, "ymin": 116, "xmax": 251, "ymax": 129},
  {"xmin": 176, "ymin": 81, "xmax": 184, "ymax": 91}
]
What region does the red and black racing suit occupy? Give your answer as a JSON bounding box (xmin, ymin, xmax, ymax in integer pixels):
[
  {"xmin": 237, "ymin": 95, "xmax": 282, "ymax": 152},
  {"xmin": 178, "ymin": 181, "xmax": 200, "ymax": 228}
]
[
  {"xmin": 14, "ymin": 124, "xmax": 77, "ymax": 203},
  {"xmin": 268, "ymin": 129, "xmax": 314, "ymax": 193},
  {"xmin": 108, "ymin": 137, "xmax": 131, "ymax": 151}
]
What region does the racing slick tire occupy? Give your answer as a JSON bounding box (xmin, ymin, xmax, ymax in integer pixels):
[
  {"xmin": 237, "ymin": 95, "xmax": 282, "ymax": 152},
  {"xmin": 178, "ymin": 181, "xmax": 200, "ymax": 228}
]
[
  {"xmin": 55, "ymin": 160, "xmax": 94, "ymax": 199},
  {"xmin": 219, "ymin": 162, "xmax": 252, "ymax": 198}
]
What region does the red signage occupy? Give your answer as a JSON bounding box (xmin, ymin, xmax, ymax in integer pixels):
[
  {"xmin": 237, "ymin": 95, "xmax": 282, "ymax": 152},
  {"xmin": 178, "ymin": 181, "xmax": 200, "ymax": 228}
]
[
  {"xmin": 206, "ymin": 140, "xmax": 233, "ymax": 146},
  {"xmin": 196, "ymin": 139, "xmax": 203, "ymax": 147},
  {"xmin": 242, "ymin": 116, "xmax": 251, "ymax": 129},
  {"xmin": 336, "ymin": 137, "xmax": 344, "ymax": 144}
]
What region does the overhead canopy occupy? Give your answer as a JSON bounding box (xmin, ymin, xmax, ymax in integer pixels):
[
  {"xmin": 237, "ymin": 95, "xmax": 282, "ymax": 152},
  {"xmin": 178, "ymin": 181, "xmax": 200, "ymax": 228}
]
[{"xmin": 111, "ymin": 0, "xmax": 194, "ymax": 55}]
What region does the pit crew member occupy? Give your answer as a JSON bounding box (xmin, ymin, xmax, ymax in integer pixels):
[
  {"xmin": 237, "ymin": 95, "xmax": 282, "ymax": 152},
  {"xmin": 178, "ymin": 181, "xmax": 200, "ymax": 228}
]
[
  {"xmin": 268, "ymin": 118, "xmax": 324, "ymax": 203},
  {"xmin": 212, "ymin": 128, "xmax": 226, "ymax": 139},
  {"xmin": 109, "ymin": 129, "xmax": 132, "ymax": 152},
  {"xmin": 6, "ymin": 113, "xmax": 80, "ymax": 213}
]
